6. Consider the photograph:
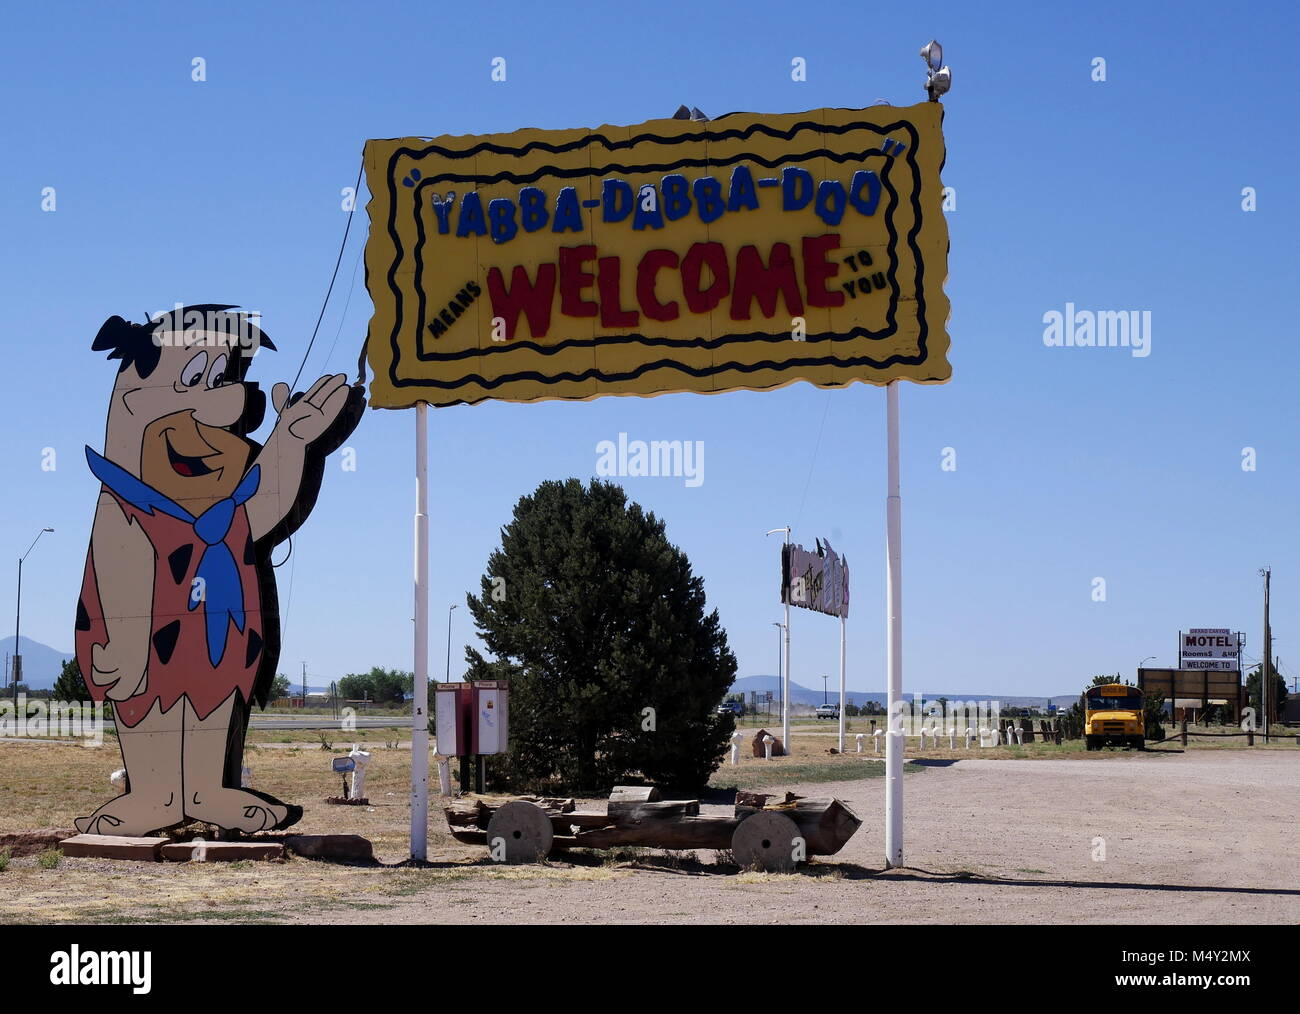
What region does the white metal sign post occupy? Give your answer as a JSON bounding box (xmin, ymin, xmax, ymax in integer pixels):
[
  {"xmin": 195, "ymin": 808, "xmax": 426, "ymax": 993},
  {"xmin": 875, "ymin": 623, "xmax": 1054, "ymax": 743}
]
[
  {"xmin": 410, "ymin": 402, "xmax": 431, "ymax": 860},
  {"xmin": 885, "ymin": 381, "xmax": 904, "ymax": 868},
  {"xmin": 779, "ymin": 537, "xmax": 850, "ymax": 755},
  {"xmin": 767, "ymin": 526, "xmax": 793, "ymax": 754},
  {"xmin": 783, "ymin": 537, "xmax": 791, "ymax": 754},
  {"xmin": 838, "ymin": 615, "xmax": 847, "ymax": 754}
]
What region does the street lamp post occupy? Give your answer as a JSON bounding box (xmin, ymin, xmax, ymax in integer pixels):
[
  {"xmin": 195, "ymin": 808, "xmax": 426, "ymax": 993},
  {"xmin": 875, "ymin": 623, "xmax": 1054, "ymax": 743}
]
[
  {"xmin": 13, "ymin": 527, "xmax": 54, "ymax": 703},
  {"xmin": 766, "ymin": 526, "xmax": 792, "ymax": 754},
  {"xmin": 445, "ymin": 603, "xmax": 458, "ymax": 683},
  {"xmin": 771, "ymin": 620, "xmax": 784, "ymax": 722}
]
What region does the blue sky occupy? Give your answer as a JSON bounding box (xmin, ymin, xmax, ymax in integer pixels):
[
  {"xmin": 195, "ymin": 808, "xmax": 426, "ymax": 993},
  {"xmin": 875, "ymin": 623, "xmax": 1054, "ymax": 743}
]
[{"xmin": 2, "ymin": 0, "xmax": 1298, "ymax": 698}]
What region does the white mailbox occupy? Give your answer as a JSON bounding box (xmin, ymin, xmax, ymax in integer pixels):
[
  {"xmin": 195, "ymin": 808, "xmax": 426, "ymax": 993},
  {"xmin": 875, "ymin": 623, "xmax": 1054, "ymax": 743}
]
[
  {"xmin": 435, "ymin": 682, "xmax": 471, "ymax": 756},
  {"xmin": 474, "ymin": 680, "xmax": 509, "ymax": 756},
  {"xmin": 435, "ymin": 680, "xmax": 507, "ymax": 757}
]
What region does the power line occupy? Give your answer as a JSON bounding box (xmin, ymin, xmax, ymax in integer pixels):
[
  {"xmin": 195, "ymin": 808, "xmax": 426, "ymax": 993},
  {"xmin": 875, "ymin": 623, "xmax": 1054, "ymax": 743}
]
[
  {"xmin": 793, "ymin": 390, "xmax": 833, "ymax": 530},
  {"xmin": 288, "ymin": 160, "xmax": 365, "ymax": 394},
  {"xmin": 320, "ymin": 243, "xmax": 366, "ymax": 376},
  {"xmin": 278, "ymin": 160, "xmax": 363, "ymax": 646}
]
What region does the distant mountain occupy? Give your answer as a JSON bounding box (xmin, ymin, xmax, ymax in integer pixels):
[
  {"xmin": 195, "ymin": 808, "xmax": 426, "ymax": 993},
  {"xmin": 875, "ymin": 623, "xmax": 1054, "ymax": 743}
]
[
  {"xmin": 730, "ymin": 675, "xmax": 1081, "ymax": 710},
  {"xmin": 0, "ymin": 636, "xmax": 73, "ymax": 691},
  {"xmin": 731, "ymin": 675, "xmax": 878, "ymax": 709}
]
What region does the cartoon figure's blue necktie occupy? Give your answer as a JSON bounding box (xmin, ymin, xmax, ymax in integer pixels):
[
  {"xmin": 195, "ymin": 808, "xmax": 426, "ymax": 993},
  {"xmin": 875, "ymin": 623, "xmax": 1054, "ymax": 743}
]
[{"xmin": 86, "ymin": 447, "xmax": 260, "ymax": 667}]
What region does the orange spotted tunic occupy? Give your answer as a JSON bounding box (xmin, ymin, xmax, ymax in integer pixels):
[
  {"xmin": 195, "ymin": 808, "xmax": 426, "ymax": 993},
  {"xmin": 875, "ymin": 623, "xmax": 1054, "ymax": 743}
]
[{"xmin": 75, "ymin": 488, "xmax": 265, "ymax": 728}]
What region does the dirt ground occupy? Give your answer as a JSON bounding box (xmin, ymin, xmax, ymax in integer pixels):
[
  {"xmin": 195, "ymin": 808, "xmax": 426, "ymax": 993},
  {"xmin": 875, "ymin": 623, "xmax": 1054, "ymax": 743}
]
[
  {"xmin": 1, "ymin": 738, "xmax": 1295, "ymax": 924},
  {"xmin": 323, "ymin": 749, "xmax": 1300, "ymax": 925}
]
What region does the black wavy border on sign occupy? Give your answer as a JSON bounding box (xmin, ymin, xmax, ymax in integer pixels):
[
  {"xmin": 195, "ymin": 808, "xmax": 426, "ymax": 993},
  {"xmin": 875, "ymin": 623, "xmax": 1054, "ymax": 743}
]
[
  {"xmin": 380, "ymin": 116, "xmax": 931, "ymax": 397},
  {"xmin": 407, "ymin": 146, "xmax": 904, "ymax": 366}
]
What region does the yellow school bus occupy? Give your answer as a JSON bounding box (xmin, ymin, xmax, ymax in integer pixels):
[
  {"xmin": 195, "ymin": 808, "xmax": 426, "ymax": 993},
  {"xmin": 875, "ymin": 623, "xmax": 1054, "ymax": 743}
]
[{"xmin": 1084, "ymin": 683, "xmax": 1145, "ymax": 751}]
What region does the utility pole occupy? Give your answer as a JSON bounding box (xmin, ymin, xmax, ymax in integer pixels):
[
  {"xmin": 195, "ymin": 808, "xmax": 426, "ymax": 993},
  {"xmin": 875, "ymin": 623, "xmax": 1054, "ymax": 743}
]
[
  {"xmin": 1261, "ymin": 568, "xmax": 1272, "ymax": 742},
  {"xmin": 445, "ymin": 603, "xmax": 458, "ymax": 682},
  {"xmin": 13, "ymin": 527, "xmax": 55, "ymax": 703},
  {"xmin": 767, "ymin": 526, "xmax": 792, "ymax": 754},
  {"xmin": 302, "ymin": 661, "xmax": 308, "ymax": 708},
  {"xmin": 771, "ymin": 619, "xmax": 784, "ymax": 732}
]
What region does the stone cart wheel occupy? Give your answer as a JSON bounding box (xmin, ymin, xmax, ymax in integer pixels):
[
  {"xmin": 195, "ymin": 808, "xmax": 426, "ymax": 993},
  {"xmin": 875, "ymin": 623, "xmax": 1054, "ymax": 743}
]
[
  {"xmin": 485, "ymin": 801, "xmax": 553, "ymax": 864},
  {"xmin": 731, "ymin": 810, "xmax": 802, "ymax": 873}
]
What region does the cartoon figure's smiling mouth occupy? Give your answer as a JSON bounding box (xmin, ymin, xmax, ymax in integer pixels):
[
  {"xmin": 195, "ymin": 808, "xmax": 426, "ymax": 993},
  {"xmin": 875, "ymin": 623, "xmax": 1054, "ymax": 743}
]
[{"xmin": 163, "ymin": 430, "xmax": 219, "ymax": 478}]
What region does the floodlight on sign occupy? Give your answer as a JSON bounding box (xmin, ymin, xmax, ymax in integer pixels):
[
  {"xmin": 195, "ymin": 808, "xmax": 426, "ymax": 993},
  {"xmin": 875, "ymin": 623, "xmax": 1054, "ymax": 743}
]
[{"xmin": 920, "ymin": 40, "xmax": 951, "ymax": 101}]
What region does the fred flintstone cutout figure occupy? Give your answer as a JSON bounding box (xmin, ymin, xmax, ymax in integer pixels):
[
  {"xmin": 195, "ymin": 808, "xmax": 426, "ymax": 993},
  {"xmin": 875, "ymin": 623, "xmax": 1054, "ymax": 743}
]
[{"xmin": 74, "ymin": 305, "xmax": 364, "ymax": 835}]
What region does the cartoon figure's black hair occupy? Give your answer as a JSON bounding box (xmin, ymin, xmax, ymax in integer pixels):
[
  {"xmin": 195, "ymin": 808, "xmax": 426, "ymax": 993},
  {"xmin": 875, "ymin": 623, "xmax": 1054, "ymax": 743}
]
[{"xmin": 92, "ymin": 304, "xmax": 277, "ymax": 380}]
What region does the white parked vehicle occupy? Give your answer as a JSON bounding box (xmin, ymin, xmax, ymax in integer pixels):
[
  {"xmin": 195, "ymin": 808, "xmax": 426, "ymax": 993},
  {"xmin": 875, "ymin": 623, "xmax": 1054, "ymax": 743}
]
[{"xmin": 815, "ymin": 704, "xmax": 839, "ymax": 720}]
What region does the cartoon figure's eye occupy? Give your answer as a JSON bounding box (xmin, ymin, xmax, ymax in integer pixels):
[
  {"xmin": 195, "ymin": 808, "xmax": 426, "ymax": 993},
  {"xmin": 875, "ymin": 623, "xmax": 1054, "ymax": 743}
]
[
  {"xmin": 207, "ymin": 354, "xmax": 229, "ymax": 389},
  {"xmin": 180, "ymin": 351, "xmax": 208, "ymax": 388}
]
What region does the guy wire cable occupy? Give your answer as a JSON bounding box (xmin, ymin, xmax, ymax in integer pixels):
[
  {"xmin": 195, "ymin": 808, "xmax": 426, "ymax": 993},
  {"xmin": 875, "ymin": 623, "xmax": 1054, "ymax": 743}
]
[{"xmin": 288, "ymin": 158, "xmax": 365, "ymax": 397}]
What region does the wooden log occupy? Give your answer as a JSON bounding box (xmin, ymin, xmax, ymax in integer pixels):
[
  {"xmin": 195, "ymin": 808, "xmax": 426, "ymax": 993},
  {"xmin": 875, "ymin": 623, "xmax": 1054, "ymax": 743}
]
[
  {"xmin": 519, "ymin": 796, "xmax": 575, "ymax": 813},
  {"xmin": 544, "ymin": 811, "xmax": 610, "ymax": 835},
  {"xmin": 563, "ymin": 811, "xmax": 617, "ymax": 829},
  {"xmin": 607, "ymin": 799, "xmax": 700, "ymax": 826},
  {"xmin": 450, "ymin": 823, "xmax": 580, "ymax": 851},
  {"xmin": 735, "ymin": 790, "xmax": 800, "ymax": 816},
  {"xmin": 445, "ymin": 798, "xmax": 488, "ymax": 827},
  {"xmin": 478, "ymin": 795, "xmax": 573, "ymax": 816},
  {"xmin": 769, "ymin": 797, "xmax": 861, "ymax": 856},
  {"xmin": 571, "ymin": 815, "xmax": 742, "ymax": 850},
  {"xmin": 609, "ymin": 785, "xmax": 661, "ymax": 804},
  {"xmin": 445, "ymin": 795, "xmax": 573, "ymax": 833},
  {"xmin": 547, "ymin": 814, "xmax": 574, "ymax": 835},
  {"xmin": 447, "ymin": 825, "xmax": 487, "ymax": 845}
]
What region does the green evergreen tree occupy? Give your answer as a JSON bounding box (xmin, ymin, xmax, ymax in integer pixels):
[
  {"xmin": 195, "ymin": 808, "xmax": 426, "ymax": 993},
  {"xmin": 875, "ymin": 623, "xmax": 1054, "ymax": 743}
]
[
  {"xmin": 466, "ymin": 478, "xmax": 737, "ymax": 792},
  {"xmin": 52, "ymin": 658, "xmax": 90, "ymax": 702},
  {"xmin": 1246, "ymin": 664, "xmax": 1288, "ymax": 720}
]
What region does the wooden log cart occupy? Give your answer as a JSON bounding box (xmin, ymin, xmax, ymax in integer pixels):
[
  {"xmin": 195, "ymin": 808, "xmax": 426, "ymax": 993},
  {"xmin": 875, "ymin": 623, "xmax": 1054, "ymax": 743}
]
[{"xmin": 444, "ymin": 786, "xmax": 861, "ymax": 873}]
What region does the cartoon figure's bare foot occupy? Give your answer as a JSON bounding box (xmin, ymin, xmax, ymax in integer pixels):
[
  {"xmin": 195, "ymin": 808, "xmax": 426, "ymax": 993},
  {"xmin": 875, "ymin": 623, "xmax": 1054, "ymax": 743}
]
[
  {"xmin": 73, "ymin": 792, "xmax": 180, "ymax": 837},
  {"xmin": 186, "ymin": 789, "xmax": 301, "ymax": 833}
]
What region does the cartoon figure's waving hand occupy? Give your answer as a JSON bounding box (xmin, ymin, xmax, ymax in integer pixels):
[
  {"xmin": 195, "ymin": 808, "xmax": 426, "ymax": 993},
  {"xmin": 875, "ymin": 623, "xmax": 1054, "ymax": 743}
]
[
  {"xmin": 272, "ymin": 374, "xmax": 353, "ymax": 443},
  {"xmin": 245, "ymin": 372, "xmax": 364, "ymax": 546}
]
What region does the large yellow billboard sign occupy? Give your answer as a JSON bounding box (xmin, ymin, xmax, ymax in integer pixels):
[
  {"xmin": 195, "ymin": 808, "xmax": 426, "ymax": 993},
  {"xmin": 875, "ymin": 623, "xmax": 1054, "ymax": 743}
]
[{"xmin": 363, "ymin": 103, "xmax": 950, "ymax": 409}]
